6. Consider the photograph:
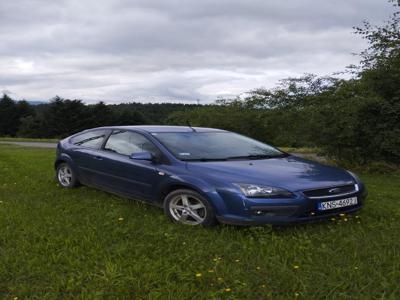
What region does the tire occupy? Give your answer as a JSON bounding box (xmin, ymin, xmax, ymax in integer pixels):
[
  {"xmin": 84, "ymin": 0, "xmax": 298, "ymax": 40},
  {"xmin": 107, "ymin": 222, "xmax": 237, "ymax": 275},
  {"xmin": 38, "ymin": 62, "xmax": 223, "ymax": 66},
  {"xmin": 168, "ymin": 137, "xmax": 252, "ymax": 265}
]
[
  {"xmin": 164, "ymin": 189, "xmax": 218, "ymax": 227},
  {"xmin": 56, "ymin": 162, "xmax": 79, "ymax": 188}
]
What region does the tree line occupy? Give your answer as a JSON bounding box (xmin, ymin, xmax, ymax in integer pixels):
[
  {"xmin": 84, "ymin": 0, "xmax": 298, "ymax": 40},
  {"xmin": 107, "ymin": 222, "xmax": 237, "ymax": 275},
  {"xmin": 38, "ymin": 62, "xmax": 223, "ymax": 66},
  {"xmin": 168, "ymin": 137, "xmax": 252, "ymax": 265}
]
[
  {"xmin": 0, "ymin": 0, "xmax": 399, "ymax": 165},
  {"xmin": 0, "ymin": 96, "xmax": 201, "ymax": 138}
]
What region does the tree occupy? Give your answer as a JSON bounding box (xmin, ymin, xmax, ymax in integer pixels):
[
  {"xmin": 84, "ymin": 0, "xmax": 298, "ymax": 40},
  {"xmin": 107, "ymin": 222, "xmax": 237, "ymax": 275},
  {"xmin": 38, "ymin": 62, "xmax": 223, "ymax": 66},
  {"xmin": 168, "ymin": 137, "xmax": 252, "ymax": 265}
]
[
  {"xmin": 87, "ymin": 102, "xmax": 113, "ymax": 128},
  {"xmin": 112, "ymin": 109, "xmax": 146, "ymax": 125},
  {"xmin": 245, "ymin": 74, "xmax": 340, "ymax": 110},
  {"xmin": 0, "ymin": 94, "xmax": 34, "ymax": 136},
  {"xmin": 355, "ymin": 0, "xmax": 400, "ymax": 68},
  {"xmin": 0, "ymin": 94, "xmax": 18, "ymax": 136}
]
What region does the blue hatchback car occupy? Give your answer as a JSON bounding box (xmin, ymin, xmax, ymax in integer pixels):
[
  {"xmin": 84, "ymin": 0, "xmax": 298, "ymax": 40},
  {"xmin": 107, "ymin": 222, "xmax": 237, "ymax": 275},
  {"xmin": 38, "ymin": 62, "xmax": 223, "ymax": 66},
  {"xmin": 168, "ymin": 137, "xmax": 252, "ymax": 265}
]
[{"xmin": 55, "ymin": 126, "xmax": 366, "ymax": 226}]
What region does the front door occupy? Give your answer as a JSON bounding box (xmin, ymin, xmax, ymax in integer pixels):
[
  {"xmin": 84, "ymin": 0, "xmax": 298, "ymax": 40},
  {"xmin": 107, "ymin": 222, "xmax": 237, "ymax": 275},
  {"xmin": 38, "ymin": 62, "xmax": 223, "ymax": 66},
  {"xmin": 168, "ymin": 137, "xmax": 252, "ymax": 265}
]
[{"xmin": 90, "ymin": 130, "xmax": 162, "ymax": 201}]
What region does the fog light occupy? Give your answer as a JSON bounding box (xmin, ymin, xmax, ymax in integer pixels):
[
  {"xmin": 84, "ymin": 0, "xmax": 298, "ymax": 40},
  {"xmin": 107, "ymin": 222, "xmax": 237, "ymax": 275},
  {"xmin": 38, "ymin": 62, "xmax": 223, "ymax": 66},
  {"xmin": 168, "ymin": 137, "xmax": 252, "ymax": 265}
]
[{"xmin": 255, "ymin": 210, "xmax": 263, "ymax": 215}]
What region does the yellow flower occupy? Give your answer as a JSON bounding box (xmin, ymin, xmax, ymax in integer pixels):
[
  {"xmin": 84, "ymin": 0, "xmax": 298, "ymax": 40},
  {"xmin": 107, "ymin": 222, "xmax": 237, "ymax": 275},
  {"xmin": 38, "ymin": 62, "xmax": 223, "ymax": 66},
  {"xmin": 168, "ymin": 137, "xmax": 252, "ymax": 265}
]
[
  {"xmin": 118, "ymin": 217, "xmax": 124, "ymax": 221},
  {"xmin": 261, "ymin": 284, "xmax": 266, "ymax": 288},
  {"xmin": 195, "ymin": 273, "xmax": 202, "ymax": 277},
  {"xmin": 344, "ymin": 218, "xmax": 348, "ymax": 221},
  {"xmin": 218, "ymin": 277, "xmax": 223, "ymax": 281},
  {"xmin": 293, "ymin": 265, "xmax": 300, "ymax": 269},
  {"xmin": 13, "ymin": 297, "xmax": 18, "ymax": 300},
  {"xmin": 330, "ymin": 217, "xmax": 336, "ymax": 221},
  {"xmin": 295, "ymin": 292, "xmax": 300, "ymax": 297},
  {"xmin": 357, "ymin": 221, "xmax": 361, "ymax": 224},
  {"xmin": 225, "ymin": 288, "xmax": 231, "ymax": 292},
  {"xmin": 256, "ymin": 266, "xmax": 261, "ymax": 270},
  {"xmin": 235, "ymin": 259, "xmax": 240, "ymax": 262},
  {"xmin": 208, "ymin": 269, "xmax": 214, "ymax": 273},
  {"xmin": 339, "ymin": 213, "xmax": 345, "ymax": 217}
]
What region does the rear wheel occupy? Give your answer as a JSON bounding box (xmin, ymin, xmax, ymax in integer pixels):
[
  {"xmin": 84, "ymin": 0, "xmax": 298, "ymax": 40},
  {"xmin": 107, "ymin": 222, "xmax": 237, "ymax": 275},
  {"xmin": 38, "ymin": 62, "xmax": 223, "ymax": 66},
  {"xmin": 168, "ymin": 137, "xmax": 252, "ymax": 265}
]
[
  {"xmin": 56, "ymin": 163, "xmax": 79, "ymax": 188},
  {"xmin": 164, "ymin": 189, "xmax": 217, "ymax": 227}
]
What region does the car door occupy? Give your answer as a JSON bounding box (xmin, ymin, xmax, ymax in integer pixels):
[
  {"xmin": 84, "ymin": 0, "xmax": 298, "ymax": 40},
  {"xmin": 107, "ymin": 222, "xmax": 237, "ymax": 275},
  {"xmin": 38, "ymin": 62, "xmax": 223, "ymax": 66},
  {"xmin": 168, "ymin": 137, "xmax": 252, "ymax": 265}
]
[
  {"xmin": 90, "ymin": 130, "xmax": 163, "ymax": 201},
  {"xmin": 67, "ymin": 129, "xmax": 109, "ymax": 185}
]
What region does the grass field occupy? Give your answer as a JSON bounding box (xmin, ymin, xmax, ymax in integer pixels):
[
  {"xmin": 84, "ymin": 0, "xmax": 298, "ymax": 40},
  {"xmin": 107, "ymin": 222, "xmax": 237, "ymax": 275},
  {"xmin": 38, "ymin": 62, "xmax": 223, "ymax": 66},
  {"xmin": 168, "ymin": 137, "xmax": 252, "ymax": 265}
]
[
  {"xmin": 0, "ymin": 145, "xmax": 399, "ymax": 299},
  {"xmin": 0, "ymin": 137, "xmax": 59, "ymax": 143}
]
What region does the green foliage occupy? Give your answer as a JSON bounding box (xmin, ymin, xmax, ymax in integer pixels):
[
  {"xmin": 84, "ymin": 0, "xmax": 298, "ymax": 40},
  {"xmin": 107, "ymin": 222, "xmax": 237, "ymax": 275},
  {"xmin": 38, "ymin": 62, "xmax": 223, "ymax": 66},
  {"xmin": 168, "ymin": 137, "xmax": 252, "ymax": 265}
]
[
  {"xmin": 354, "ymin": 0, "xmax": 400, "ymax": 68},
  {"xmin": 1, "ymin": 145, "xmax": 400, "ymax": 299},
  {"xmin": 168, "ymin": 105, "xmax": 270, "ymax": 142},
  {"xmin": 110, "ymin": 102, "xmax": 201, "ymax": 124},
  {"xmin": 0, "ymin": 94, "xmax": 33, "ymax": 136},
  {"xmin": 14, "ymin": 98, "xmax": 196, "ymax": 139}
]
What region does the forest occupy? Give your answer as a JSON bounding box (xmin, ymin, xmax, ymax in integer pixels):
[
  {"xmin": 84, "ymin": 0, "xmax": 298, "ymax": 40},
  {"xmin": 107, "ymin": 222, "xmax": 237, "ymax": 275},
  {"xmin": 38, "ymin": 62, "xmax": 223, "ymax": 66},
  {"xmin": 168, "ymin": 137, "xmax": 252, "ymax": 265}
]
[{"xmin": 0, "ymin": 1, "xmax": 399, "ymax": 166}]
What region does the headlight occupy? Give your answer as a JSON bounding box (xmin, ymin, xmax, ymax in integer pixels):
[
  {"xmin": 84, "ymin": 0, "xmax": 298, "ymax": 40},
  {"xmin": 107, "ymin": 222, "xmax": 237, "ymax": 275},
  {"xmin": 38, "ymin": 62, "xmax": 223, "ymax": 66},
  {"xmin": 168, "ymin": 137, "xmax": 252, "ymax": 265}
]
[{"xmin": 233, "ymin": 183, "xmax": 293, "ymax": 198}]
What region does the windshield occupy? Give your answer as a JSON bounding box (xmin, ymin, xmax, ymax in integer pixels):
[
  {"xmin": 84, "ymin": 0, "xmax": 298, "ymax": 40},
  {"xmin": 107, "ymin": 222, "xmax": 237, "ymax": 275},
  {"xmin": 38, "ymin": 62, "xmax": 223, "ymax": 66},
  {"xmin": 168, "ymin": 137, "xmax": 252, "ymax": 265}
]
[{"xmin": 151, "ymin": 131, "xmax": 286, "ymax": 161}]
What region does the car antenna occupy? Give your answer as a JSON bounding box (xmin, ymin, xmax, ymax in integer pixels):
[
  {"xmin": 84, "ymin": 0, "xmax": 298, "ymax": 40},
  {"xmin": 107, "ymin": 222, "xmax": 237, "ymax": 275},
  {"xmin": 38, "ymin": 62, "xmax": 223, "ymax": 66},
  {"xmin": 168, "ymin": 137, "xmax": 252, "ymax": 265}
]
[{"xmin": 187, "ymin": 121, "xmax": 197, "ymax": 132}]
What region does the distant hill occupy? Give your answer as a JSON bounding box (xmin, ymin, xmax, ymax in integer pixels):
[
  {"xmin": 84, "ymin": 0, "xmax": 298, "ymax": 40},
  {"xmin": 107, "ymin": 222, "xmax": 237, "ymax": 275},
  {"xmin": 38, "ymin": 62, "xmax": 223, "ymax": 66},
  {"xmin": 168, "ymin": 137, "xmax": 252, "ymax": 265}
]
[{"xmin": 25, "ymin": 100, "xmax": 47, "ymax": 105}]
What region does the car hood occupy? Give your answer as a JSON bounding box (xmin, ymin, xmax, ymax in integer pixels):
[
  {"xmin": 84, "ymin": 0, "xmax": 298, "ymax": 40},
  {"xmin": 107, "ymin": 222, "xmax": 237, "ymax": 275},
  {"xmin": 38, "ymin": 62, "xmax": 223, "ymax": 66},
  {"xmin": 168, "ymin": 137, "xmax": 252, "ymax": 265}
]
[{"xmin": 186, "ymin": 155, "xmax": 355, "ymax": 191}]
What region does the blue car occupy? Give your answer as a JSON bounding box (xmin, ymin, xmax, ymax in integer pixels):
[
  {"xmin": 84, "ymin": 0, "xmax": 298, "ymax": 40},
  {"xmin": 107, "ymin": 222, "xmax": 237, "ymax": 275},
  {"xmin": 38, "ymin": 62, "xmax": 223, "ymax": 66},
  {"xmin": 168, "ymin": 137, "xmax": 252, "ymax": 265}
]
[{"xmin": 55, "ymin": 126, "xmax": 366, "ymax": 226}]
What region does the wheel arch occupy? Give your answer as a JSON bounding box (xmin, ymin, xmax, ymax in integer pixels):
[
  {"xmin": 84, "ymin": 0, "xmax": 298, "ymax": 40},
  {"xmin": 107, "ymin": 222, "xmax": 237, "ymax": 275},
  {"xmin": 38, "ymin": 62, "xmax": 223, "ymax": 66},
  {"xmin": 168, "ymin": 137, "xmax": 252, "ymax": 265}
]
[
  {"xmin": 54, "ymin": 153, "xmax": 74, "ymax": 170},
  {"xmin": 158, "ymin": 183, "xmax": 205, "ymax": 205},
  {"xmin": 156, "ymin": 177, "xmax": 225, "ymax": 214},
  {"xmin": 54, "ymin": 158, "xmax": 66, "ymax": 169}
]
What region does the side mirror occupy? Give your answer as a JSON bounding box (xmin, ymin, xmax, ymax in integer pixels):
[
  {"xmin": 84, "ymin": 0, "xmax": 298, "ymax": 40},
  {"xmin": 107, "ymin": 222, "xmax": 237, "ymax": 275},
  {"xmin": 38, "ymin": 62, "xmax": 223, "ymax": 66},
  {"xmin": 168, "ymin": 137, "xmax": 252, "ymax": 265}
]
[{"xmin": 129, "ymin": 151, "xmax": 154, "ymax": 161}]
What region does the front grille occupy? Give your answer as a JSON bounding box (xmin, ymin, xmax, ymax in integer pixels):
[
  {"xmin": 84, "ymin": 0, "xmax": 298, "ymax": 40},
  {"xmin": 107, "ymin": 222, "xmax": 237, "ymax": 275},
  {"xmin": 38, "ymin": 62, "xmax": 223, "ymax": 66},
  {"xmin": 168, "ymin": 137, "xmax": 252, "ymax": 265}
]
[{"xmin": 303, "ymin": 184, "xmax": 357, "ymax": 199}]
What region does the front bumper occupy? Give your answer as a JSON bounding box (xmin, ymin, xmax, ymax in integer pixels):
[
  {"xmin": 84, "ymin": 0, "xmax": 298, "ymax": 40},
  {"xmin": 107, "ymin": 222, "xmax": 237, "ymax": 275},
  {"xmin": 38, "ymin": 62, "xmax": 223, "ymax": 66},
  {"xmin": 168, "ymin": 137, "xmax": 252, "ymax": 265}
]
[
  {"xmin": 217, "ymin": 204, "xmax": 363, "ymax": 225},
  {"xmin": 215, "ymin": 187, "xmax": 367, "ymax": 226}
]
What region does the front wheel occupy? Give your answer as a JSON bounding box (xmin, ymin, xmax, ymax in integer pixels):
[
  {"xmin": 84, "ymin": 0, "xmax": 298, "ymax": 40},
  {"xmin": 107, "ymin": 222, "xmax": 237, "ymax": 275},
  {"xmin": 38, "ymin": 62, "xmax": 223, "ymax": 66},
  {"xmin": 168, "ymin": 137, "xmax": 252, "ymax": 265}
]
[
  {"xmin": 56, "ymin": 163, "xmax": 79, "ymax": 188},
  {"xmin": 164, "ymin": 189, "xmax": 218, "ymax": 227}
]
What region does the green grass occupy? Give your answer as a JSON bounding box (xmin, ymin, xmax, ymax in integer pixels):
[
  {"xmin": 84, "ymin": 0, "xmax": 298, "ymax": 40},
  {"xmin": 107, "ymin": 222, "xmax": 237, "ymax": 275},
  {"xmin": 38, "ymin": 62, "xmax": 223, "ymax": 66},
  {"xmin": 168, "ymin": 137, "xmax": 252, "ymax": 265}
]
[
  {"xmin": 0, "ymin": 145, "xmax": 399, "ymax": 299},
  {"xmin": 0, "ymin": 137, "xmax": 59, "ymax": 143},
  {"xmin": 279, "ymin": 147, "xmax": 320, "ymax": 154}
]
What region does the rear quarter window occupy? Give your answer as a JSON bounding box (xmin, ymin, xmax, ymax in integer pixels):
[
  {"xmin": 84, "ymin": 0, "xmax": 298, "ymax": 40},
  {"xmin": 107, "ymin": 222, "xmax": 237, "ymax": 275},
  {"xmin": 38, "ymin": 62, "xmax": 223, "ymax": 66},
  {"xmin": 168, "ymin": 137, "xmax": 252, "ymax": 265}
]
[{"xmin": 70, "ymin": 130, "xmax": 107, "ymax": 149}]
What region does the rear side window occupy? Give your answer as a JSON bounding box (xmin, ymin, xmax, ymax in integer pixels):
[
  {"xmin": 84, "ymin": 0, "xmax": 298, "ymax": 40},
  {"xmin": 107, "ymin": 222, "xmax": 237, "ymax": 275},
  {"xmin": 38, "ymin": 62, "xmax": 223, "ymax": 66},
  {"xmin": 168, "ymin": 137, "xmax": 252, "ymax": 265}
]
[
  {"xmin": 70, "ymin": 130, "xmax": 106, "ymax": 149},
  {"xmin": 104, "ymin": 130, "xmax": 159, "ymax": 156}
]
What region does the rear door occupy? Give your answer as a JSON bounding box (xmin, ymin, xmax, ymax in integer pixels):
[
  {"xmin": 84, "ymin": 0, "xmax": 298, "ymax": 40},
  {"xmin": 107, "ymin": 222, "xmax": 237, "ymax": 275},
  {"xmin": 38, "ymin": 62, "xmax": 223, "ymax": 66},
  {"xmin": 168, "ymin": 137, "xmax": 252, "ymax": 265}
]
[{"xmin": 90, "ymin": 130, "xmax": 163, "ymax": 201}]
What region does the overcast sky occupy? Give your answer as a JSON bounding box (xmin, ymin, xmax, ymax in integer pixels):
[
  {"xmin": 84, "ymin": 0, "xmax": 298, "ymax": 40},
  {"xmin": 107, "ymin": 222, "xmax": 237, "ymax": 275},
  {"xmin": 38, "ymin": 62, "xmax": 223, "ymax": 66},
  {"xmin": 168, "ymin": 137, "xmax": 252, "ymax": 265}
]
[{"xmin": 0, "ymin": 0, "xmax": 394, "ymax": 103}]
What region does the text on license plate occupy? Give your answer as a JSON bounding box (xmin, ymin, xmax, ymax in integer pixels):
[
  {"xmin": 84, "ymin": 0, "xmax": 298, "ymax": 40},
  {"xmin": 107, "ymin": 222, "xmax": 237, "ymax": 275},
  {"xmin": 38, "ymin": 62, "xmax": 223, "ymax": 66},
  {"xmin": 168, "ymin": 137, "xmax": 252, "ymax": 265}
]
[{"xmin": 318, "ymin": 197, "xmax": 358, "ymax": 211}]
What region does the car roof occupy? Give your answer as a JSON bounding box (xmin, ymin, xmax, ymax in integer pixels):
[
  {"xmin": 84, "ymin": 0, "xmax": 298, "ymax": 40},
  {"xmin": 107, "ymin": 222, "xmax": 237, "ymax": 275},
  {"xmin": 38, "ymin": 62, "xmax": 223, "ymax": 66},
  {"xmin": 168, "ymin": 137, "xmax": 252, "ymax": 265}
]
[{"xmin": 87, "ymin": 125, "xmax": 227, "ymax": 133}]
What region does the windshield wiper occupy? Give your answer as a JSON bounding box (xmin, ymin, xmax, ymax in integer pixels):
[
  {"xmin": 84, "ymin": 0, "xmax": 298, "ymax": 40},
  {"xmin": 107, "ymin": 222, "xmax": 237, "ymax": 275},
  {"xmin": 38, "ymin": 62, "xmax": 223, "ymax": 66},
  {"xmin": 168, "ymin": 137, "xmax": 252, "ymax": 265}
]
[
  {"xmin": 181, "ymin": 158, "xmax": 227, "ymax": 162},
  {"xmin": 226, "ymin": 154, "xmax": 287, "ymax": 160}
]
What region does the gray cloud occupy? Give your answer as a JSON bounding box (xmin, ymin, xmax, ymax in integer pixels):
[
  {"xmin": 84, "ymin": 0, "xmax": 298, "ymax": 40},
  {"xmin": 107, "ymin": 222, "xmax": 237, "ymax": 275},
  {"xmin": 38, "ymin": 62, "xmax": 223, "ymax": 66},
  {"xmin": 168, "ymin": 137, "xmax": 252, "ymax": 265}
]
[{"xmin": 0, "ymin": 0, "xmax": 395, "ymax": 103}]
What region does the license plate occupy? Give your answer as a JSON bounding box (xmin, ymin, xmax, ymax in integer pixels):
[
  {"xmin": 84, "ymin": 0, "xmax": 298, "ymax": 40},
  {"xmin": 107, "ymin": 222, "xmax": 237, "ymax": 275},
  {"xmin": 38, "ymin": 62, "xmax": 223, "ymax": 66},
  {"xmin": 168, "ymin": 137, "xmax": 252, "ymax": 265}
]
[{"xmin": 318, "ymin": 197, "xmax": 358, "ymax": 211}]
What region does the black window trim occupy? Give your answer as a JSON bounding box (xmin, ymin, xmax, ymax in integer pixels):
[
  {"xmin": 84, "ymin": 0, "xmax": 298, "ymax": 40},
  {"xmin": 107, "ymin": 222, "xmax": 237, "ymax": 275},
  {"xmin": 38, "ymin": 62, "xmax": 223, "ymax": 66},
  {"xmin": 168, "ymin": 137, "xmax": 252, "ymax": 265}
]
[{"xmin": 69, "ymin": 129, "xmax": 110, "ymax": 150}]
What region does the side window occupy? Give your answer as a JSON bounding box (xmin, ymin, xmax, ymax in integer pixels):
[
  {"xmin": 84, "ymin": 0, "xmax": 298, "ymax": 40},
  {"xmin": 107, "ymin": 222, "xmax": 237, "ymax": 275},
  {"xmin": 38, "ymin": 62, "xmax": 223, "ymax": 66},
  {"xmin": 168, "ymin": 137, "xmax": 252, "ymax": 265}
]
[
  {"xmin": 104, "ymin": 130, "xmax": 159, "ymax": 156},
  {"xmin": 70, "ymin": 130, "xmax": 106, "ymax": 149}
]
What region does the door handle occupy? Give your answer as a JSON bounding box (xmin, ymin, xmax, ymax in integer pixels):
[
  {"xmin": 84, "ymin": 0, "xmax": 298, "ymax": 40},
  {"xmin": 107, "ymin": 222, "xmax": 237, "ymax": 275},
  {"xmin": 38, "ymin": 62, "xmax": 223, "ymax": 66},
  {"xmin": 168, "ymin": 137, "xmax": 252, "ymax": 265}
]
[{"xmin": 93, "ymin": 156, "xmax": 103, "ymax": 160}]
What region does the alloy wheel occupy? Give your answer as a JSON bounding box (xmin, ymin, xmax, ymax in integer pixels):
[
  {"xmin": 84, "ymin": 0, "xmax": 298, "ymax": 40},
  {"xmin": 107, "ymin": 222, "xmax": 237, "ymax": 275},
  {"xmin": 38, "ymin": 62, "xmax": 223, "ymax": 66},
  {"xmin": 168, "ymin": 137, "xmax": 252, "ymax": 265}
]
[
  {"xmin": 58, "ymin": 165, "xmax": 73, "ymax": 187},
  {"xmin": 169, "ymin": 194, "xmax": 207, "ymax": 225}
]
